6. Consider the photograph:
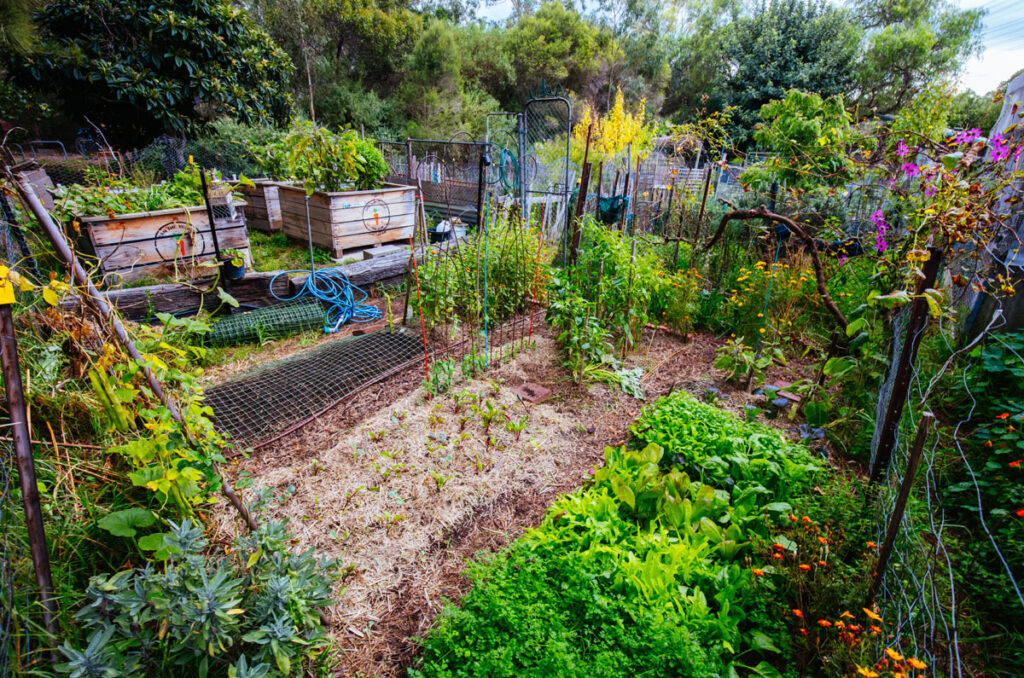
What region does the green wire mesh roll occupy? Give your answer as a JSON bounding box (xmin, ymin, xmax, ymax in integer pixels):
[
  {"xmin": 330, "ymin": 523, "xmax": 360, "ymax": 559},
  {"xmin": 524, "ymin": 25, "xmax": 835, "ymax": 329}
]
[{"xmin": 207, "ymin": 300, "xmax": 326, "ymax": 347}]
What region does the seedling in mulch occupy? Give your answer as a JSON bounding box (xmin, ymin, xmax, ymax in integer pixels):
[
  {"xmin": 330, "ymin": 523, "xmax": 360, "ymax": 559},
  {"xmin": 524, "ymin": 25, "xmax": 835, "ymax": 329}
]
[
  {"xmin": 451, "ymin": 390, "xmax": 471, "ymax": 414},
  {"xmin": 342, "ymin": 486, "xmax": 365, "ymax": 509},
  {"xmin": 428, "ymin": 414, "xmax": 445, "ymax": 430},
  {"xmin": 484, "ymin": 434, "xmax": 499, "ymax": 450},
  {"xmin": 430, "ymin": 471, "xmax": 455, "ymax": 493},
  {"xmin": 475, "ymin": 399, "xmax": 502, "ymax": 432},
  {"xmin": 388, "ymin": 490, "xmax": 405, "ymax": 505},
  {"xmin": 309, "ymin": 458, "xmax": 323, "ymax": 476},
  {"xmin": 329, "ymin": 529, "xmax": 351, "ymax": 543},
  {"xmin": 380, "ymin": 449, "xmax": 404, "ymax": 460},
  {"xmin": 377, "ymin": 513, "xmax": 407, "ymax": 535},
  {"xmin": 486, "ymin": 378, "xmax": 505, "ymax": 397},
  {"xmin": 367, "ymin": 429, "xmax": 387, "ymax": 442},
  {"xmin": 458, "ymin": 415, "xmax": 471, "ymax": 432},
  {"xmin": 454, "ymin": 432, "xmax": 471, "ymax": 449},
  {"xmin": 381, "ymin": 463, "xmax": 407, "ymax": 481},
  {"xmin": 391, "ymin": 410, "xmax": 408, "ymax": 424},
  {"xmin": 504, "ymin": 415, "xmax": 528, "ymax": 441}
]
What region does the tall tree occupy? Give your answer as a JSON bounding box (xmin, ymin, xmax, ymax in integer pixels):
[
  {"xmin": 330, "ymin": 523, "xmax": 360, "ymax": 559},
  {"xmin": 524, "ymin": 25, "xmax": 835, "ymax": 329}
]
[
  {"xmin": 505, "ymin": 2, "xmax": 621, "ymax": 104},
  {"xmin": 14, "ymin": 0, "xmax": 294, "ymax": 142},
  {"xmin": 720, "ymin": 0, "xmax": 861, "ymax": 148},
  {"xmin": 851, "ymin": 0, "xmax": 984, "ymax": 114}
]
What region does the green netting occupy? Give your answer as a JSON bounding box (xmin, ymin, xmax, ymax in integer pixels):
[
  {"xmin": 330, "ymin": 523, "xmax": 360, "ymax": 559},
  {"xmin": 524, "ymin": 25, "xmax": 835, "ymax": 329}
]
[
  {"xmin": 598, "ymin": 196, "xmax": 628, "ymax": 225},
  {"xmin": 207, "ymin": 300, "xmax": 326, "ymax": 347}
]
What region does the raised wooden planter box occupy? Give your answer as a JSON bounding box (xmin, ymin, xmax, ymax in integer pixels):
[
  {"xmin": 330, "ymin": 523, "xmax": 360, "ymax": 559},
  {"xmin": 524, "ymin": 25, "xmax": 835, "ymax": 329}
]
[
  {"xmin": 276, "ymin": 182, "xmax": 416, "ymax": 258},
  {"xmin": 73, "ymin": 201, "xmax": 251, "ymax": 284},
  {"xmin": 240, "ymin": 179, "xmax": 282, "ymax": 232}
]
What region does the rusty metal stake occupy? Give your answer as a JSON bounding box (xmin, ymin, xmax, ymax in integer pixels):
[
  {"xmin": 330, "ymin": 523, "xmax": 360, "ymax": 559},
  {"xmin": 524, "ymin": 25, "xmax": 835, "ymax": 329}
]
[{"xmin": 0, "ymin": 299, "xmax": 58, "ymax": 640}]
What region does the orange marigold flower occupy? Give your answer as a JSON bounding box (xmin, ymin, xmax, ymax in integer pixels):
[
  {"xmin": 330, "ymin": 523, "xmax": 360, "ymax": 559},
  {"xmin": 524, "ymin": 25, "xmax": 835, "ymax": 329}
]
[
  {"xmin": 791, "ymin": 609, "xmax": 804, "ymax": 618},
  {"xmin": 772, "ymin": 552, "xmax": 784, "ymax": 560},
  {"xmin": 870, "ymin": 624, "xmax": 883, "ymax": 634},
  {"xmin": 751, "ymin": 568, "xmax": 765, "ymax": 576},
  {"xmin": 817, "ymin": 619, "xmax": 832, "ymax": 627},
  {"xmin": 907, "ymin": 658, "xmax": 928, "ymax": 669},
  {"xmin": 856, "ymin": 666, "xmax": 879, "ymax": 678},
  {"xmin": 788, "ymin": 514, "xmax": 798, "ymax": 522},
  {"xmin": 801, "ymin": 516, "xmax": 812, "ymax": 523},
  {"xmin": 799, "ymin": 628, "xmax": 808, "ymax": 636},
  {"xmin": 1016, "ymin": 508, "xmax": 1024, "ymax": 518},
  {"xmin": 886, "ymin": 647, "xmax": 904, "ymax": 661},
  {"xmin": 840, "ymin": 611, "xmax": 855, "ymax": 619},
  {"xmin": 863, "ymin": 608, "xmax": 883, "ymax": 622},
  {"xmin": 772, "ymin": 543, "xmax": 786, "ymax": 551},
  {"xmin": 866, "ymin": 541, "xmax": 878, "ymax": 550},
  {"xmin": 818, "ymin": 537, "xmax": 828, "ymax": 544},
  {"xmin": 799, "ymin": 564, "xmax": 811, "ymax": 572},
  {"xmin": 997, "ymin": 412, "xmax": 1010, "ymax": 420},
  {"xmin": 1010, "ymin": 460, "xmax": 1022, "ymax": 468}
]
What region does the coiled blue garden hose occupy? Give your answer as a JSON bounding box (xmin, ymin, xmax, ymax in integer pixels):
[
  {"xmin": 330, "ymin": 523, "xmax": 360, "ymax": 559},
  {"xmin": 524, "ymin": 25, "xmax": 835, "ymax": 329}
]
[
  {"xmin": 269, "ymin": 267, "xmax": 381, "ymax": 333},
  {"xmin": 268, "ymin": 194, "xmax": 383, "ymax": 333}
]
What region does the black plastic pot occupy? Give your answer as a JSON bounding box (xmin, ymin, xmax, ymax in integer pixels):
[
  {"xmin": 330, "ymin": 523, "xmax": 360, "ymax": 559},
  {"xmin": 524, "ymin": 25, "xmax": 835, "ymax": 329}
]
[{"xmin": 222, "ymin": 258, "xmax": 245, "ymax": 280}]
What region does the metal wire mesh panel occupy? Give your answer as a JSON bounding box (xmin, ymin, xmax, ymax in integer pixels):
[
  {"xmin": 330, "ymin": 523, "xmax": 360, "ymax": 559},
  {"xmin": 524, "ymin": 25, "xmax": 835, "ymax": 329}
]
[
  {"xmin": 522, "ymin": 97, "xmax": 572, "ymax": 251},
  {"xmin": 207, "ymin": 300, "xmax": 326, "ymax": 347},
  {"xmin": 205, "ymin": 329, "xmax": 424, "ymax": 446}
]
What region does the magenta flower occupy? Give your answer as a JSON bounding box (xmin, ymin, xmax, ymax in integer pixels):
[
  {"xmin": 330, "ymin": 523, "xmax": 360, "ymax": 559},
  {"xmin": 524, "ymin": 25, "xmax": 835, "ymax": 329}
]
[
  {"xmin": 902, "ymin": 162, "xmax": 920, "ymax": 177},
  {"xmin": 953, "ymin": 128, "xmax": 982, "ymax": 145},
  {"xmin": 838, "ymin": 254, "xmax": 848, "ymax": 266},
  {"xmin": 896, "ymin": 140, "xmax": 910, "ymax": 158},
  {"xmin": 924, "ymin": 184, "xmax": 937, "ymax": 198},
  {"xmin": 886, "ymin": 177, "xmax": 897, "ymax": 189},
  {"xmin": 991, "ymin": 133, "xmax": 1012, "ymax": 163},
  {"xmin": 870, "ymin": 210, "xmax": 888, "ymax": 254}
]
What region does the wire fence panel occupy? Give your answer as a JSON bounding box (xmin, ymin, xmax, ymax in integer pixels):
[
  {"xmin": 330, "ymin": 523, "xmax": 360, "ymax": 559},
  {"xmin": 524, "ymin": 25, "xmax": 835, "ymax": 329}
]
[
  {"xmin": 204, "ymin": 329, "xmax": 424, "ymax": 447},
  {"xmin": 522, "ymin": 97, "xmax": 572, "ymax": 251}
]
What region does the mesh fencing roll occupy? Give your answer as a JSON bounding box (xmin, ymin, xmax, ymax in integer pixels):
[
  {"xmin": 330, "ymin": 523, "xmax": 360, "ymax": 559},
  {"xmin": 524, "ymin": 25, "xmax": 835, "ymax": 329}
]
[{"xmin": 206, "ymin": 300, "xmax": 326, "ymax": 347}]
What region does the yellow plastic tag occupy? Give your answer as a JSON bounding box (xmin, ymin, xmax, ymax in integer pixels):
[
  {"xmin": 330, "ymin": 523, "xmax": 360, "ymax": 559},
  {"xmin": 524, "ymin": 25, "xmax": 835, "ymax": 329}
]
[{"xmin": 0, "ymin": 266, "xmax": 15, "ymax": 305}]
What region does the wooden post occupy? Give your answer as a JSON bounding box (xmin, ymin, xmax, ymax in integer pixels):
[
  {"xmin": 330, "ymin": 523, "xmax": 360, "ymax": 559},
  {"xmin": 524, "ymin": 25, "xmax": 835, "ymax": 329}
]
[
  {"xmin": 865, "ymin": 412, "xmax": 935, "ymax": 606},
  {"xmin": 619, "ymin": 160, "xmax": 631, "ymax": 232},
  {"xmin": 622, "ymin": 240, "xmax": 637, "ymax": 357},
  {"xmin": 0, "ymin": 299, "xmax": 58, "ymax": 640},
  {"xmin": 570, "ymin": 161, "xmax": 591, "ymax": 265},
  {"xmin": 869, "ymin": 248, "xmax": 943, "ymax": 482},
  {"xmin": 405, "ymin": 140, "xmax": 413, "ymax": 186},
  {"xmin": 593, "ymin": 161, "xmax": 603, "ymax": 222}
]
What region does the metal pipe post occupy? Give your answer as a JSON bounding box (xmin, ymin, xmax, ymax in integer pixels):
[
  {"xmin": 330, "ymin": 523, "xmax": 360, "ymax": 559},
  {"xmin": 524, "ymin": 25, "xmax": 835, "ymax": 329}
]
[{"xmin": 0, "ymin": 299, "xmax": 58, "ymax": 638}]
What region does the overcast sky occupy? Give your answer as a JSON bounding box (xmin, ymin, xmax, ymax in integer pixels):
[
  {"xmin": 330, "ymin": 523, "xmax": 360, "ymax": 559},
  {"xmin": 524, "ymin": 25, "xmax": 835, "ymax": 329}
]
[{"xmin": 479, "ymin": 0, "xmax": 1024, "ymax": 94}]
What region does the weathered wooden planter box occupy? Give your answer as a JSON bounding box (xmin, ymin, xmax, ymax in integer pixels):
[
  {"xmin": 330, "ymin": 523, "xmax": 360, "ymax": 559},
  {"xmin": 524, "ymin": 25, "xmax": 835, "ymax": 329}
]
[
  {"xmin": 240, "ymin": 179, "xmax": 282, "ymax": 232},
  {"xmin": 276, "ymin": 182, "xmax": 416, "ymax": 258},
  {"xmin": 73, "ymin": 201, "xmax": 251, "ymax": 284}
]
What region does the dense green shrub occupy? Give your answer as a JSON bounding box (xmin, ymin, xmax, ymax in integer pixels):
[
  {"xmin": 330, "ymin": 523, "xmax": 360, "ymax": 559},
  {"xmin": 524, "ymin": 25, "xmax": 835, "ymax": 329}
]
[{"xmin": 56, "ymin": 515, "xmax": 338, "ymax": 676}]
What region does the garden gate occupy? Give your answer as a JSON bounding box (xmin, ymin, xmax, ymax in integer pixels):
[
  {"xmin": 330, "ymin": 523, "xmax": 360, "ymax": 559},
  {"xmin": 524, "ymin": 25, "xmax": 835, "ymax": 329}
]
[{"xmin": 520, "ymin": 95, "xmax": 572, "ymax": 259}]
